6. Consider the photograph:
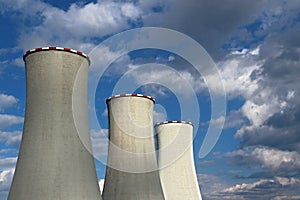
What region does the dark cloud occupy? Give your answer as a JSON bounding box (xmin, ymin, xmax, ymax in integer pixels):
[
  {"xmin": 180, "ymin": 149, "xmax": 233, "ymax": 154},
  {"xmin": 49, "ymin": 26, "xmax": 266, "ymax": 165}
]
[
  {"xmin": 144, "ymin": 0, "xmax": 269, "ymax": 59},
  {"xmin": 266, "ymin": 103, "xmax": 300, "ymax": 129},
  {"xmin": 260, "ymin": 25, "xmax": 300, "ymax": 84},
  {"xmin": 238, "ymin": 125, "xmax": 300, "ymax": 152},
  {"xmin": 232, "ymin": 10, "xmax": 300, "ymax": 157}
]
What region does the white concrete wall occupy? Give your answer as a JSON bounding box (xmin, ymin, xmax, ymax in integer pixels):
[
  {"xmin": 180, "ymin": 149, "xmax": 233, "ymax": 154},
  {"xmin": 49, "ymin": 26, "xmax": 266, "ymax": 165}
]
[
  {"xmin": 156, "ymin": 122, "xmax": 202, "ymax": 200},
  {"xmin": 8, "ymin": 49, "xmax": 102, "ymax": 200},
  {"xmin": 102, "ymin": 95, "xmax": 165, "ymax": 200}
]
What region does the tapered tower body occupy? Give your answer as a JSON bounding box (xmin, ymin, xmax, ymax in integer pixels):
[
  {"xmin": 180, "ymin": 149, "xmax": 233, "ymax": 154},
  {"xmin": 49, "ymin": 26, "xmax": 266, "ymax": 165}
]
[
  {"xmin": 8, "ymin": 47, "xmax": 102, "ymax": 200},
  {"xmin": 156, "ymin": 121, "xmax": 202, "ymax": 200},
  {"xmin": 102, "ymin": 94, "xmax": 165, "ymax": 200}
]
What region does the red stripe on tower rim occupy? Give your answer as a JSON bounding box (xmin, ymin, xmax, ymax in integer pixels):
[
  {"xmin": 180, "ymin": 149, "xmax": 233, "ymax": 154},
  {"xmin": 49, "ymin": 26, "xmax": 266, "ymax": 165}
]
[
  {"xmin": 106, "ymin": 93, "xmax": 155, "ymax": 103},
  {"xmin": 22, "ymin": 46, "xmax": 91, "ymax": 65}
]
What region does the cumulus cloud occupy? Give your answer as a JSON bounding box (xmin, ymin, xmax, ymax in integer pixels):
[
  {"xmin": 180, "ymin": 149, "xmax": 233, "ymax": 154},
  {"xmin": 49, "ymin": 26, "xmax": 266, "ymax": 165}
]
[
  {"xmin": 221, "ymin": 177, "xmax": 300, "ymax": 200},
  {"xmin": 0, "ymin": 131, "xmax": 22, "ymax": 148},
  {"xmin": 117, "ymin": 64, "xmax": 203, "ymax": 98},
  {"xmin": 0, "ymin": 114, "xmax": 23, "ymax": 129},
  {"xmin": 0, "ymin": 169, "xmax": 14, "ymax": 195},
  {"xmin": 1, "ymin": 0, "xmax": 143, "ymax": 51},
  {"xmin": 0, "ymin": 157, "xmax": 17, "ymax": 170},
  {"xmin": 238, "ymin": 95, "xmax": 288, "ymax": 134},
  {"xmin": 214, "ymin": 50, "xmax": 263, "ymax": 99},
  {"xmin": 205, "ymin": 110, "xmax": 247, "ymax": 130},
  {"xmin": 198, "ymin": 173, "xmax": 300, "ymax": 200},
  {"xmin": 0, "ymin": 94, "xmax": 18, "ymax": 111},
  {"xmin": 37, "ymin": 2, "xmax": 140, "ymax": 38},
  {"xmin": 226, "ymin": 146, "xmax": 300, "ymax": 174}
]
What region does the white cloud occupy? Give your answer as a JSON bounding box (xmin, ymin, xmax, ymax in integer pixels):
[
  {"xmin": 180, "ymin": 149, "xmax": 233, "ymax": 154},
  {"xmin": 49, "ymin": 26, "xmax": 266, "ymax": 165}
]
[
  {"xmin": 121, "ymin": 3, "xmax": 141, "ymax": 19},
  {"xmin": 252, "ymin": 147, "xmax": 300, "ymax": 170},
  {"xmin": 12, "ymin": 58, "xmax": 24, "ymax": 68},
  {"xmin": 272, "ymin": 195, "xmax": 300, "ymax": 200},
  {"xmin": 223, "ymin": 177, "xmax": 300, "ymax": 193},
  {"xmin": 168, "ymin": 55, "xmax": 175, "ymax": 61},
  {"xmin": 202, "ymin": 110, "xmax": 246, "ymax": 130},
  {"xmin": 227, "ymin": 146, "xmax": 300, "ymax": 171},
  {"xmin": 90, "ymin": 129, "xmax": 109, "ymax": 159},
  {"xmin": 89, "ymin": 46, "xmax": 130, "ymax": 76},
  {"xmin": 101, "ymin": 108, "xmax": 108, "ymax": 117},
  {"xmin": 208, "ymin": 115, "xmax": 226, "ymax": 129},
  {"xmin": 231, "ymin": 48, "xmax": 249, "ymax": 55},
  {"xmin": 153, "ymin": 110, "xmax": 166, "ymax": 124},
  {"xmin": 214, "ymin": 49, "xmax": 263, "ymax": 99},
  {"xmin": 249, "ymin": 46, "xmax": 261, "ymax": 55},
  {"xmin": 223, "ymin": 179, "xmax": 274, "ymax": 193},
  {"xmin": 0, "ymin": 157, "xmax": 17, "ymax": 170},
  {"xmin": 153, "ymin": 104, "xmax": 167, "ymax": 124},
  {"xmin": 199, "ymin": 172, "xmax": 300, "ymax": 200},
  {"xmin": 0, "ymin": 149, "xmax": 13, "ymax": 155},
  {"xmin": 17, "ymin": 1, "xmax": 143, "ymax": 50},
  {"xmin": 124, "ymin": 66, "xmax": 203, "ymax": 98},
  {"xmin": 241, "ymin": 99, "xmax": 283, "ymax": 127},
  {"xmin": 287, "ymin": 90, "xmax": 295, "ymax": 100},
  {"xmin": 0, "ymin": 168, "xmax": 14, "ymax": 194},
  {"xmin": 0, "ymin": 131, "xmax": 22, "ymax": 147},
  {"xmin": 0, "ymin": 94, "xmax": 18, "ymax": 111},
  {"xmin": 0, "ymin": 114, "xmax": 23, "ymax": 129},
  {"xmin": 98, "ymin": 179, "xmax": 105, "ymax": 193},
  {"xmin": 275, "ymin": 176, "xmax": 300, "ymax": 186},
  {"xmin": 197, "ymin": 173, "xmax": 231, "ymax": 200}
]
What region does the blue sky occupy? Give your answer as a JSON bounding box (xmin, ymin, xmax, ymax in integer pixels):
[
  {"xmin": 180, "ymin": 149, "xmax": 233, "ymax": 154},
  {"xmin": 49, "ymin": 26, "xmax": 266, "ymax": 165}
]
[{"xmin": 1, "ymin": 0, "xmax": 300, "ymax": 199}]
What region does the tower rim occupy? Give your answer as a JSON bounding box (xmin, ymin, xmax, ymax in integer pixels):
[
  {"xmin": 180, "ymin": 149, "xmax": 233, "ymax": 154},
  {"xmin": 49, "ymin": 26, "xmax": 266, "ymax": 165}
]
[
  {"xmin": 23, "ymin": 46, "xmax": 91, "ymax": 65},
  {"xmin": 106, "ymin": 94, "xmax": 155, "ymax": 103},
  {"xmin": 155, "ymin": 120, "xmax": 194, "ymax": 127}
]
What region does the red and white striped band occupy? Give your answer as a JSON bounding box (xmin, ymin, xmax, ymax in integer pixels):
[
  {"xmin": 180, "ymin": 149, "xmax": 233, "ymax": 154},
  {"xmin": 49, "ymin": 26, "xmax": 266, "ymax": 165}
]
[
  {"xmin": 106, "ymin": 94, "xmax": 155, "ymax": 103},
  {"xmin": 23, "ymin": 47, "xmax": 91, "ymax": 64},
  {"xmin": 155, "ymin": 121, "xmax": 193, "ymax": 127}
]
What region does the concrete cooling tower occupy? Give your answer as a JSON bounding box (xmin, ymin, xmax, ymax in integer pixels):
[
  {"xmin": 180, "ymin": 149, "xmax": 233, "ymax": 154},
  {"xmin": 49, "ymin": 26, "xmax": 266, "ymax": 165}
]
[
  {"xmin": 8, "ymin": 47, "xmax": 102, "ymax": 200},
  {"xmin": 155, "ymin": 121, "xmax": 202, "ymax": 200},
  {"xmin": 102, "ymin": 94, "xmax": 165, "ymax": 200}
]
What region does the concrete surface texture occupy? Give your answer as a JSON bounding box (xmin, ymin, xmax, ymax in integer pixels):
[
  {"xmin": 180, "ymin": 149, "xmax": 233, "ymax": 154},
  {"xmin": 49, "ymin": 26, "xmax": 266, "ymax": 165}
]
[
  {"xmin": 8, "ymin": 49, "xmax": 102, "ymax": 200},
  {"xmin": 102, "ymin": 95, "xmax": 165, "ymax": 200},
  {"xmin": 156, "ymin": 122, "xmax": 202, "ymax": 200}
]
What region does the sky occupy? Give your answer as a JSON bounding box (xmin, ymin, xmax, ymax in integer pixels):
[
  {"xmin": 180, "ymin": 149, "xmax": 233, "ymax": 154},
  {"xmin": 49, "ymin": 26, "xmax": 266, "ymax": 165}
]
[{"xmin": 1, "ymin": 0, "xmax": 300, "ymax": 199}]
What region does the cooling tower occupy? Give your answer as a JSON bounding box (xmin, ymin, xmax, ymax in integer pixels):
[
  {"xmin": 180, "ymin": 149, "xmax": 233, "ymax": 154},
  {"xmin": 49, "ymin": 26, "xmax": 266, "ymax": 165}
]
[
  {"xmin": 155, "ymin": 121, "xmax": 202, "ymax": 200},
  {"xmin": 102, "ymin": 94, "xmax": 165, "ymax": 200},
  {"xmin": 8, "ymin": 47, "xmax": 102, "ymax": 200}
]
